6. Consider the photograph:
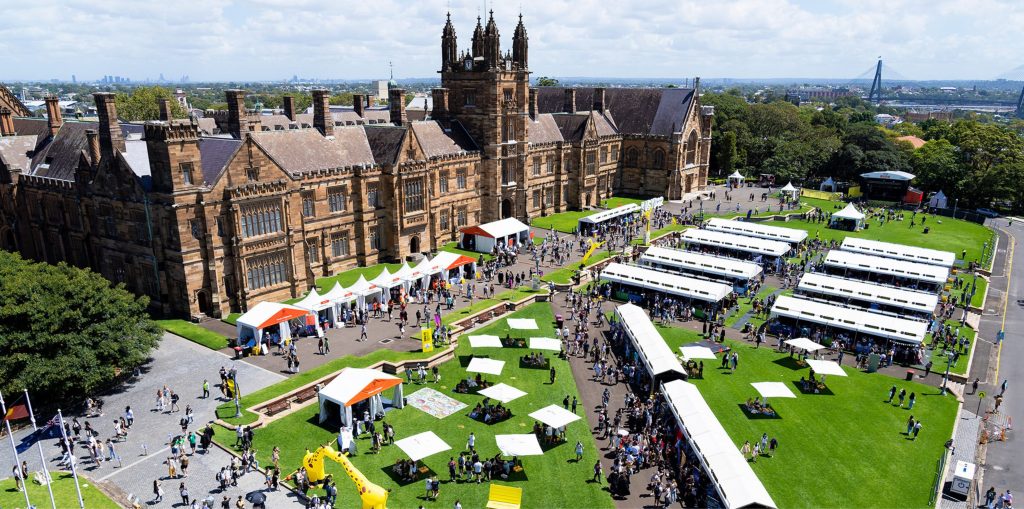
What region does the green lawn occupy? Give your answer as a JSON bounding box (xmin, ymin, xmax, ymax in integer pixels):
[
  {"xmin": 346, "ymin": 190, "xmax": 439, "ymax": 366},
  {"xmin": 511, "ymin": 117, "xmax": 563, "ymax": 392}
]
[
  {"xmin": 952, "ymin": 273, "xmax": 988, "ymax": 309},
  {"xmin": 600, "ymin": 197, "xmax": 643, "ymax": 208},
  {"xmin": 632, "ymin": 223, "xmax": 691, "ymax": 246},
  {"xmin": 654, "ymin": 323, "xmax": 706, "ymax": 351},
  {"xmin": 216, "ymin": 303, "xmax": 612, "ymax": 509},
  {"xmin": 0, "ymin": 472, "xmax": 119, "ymax": 509},
  {"xmin": 222, "ymin": 313, "xmax": 241, "ymax": 326},
  {"xmin": 157, "ymin": 319, "xmax": 229, "ymax": 350},
  {"xmin": 530, "ymin": 210, "xmax": 593, "ymax": 233},
  {"xmin": 724, "ymin": 285, "xmax": 778, "ymax": 328},
  {"xmin": 676, "ymin": 336, "xmax": 958, "ymax": 508},
  {"xmin": 440, "ymin": 242, "xmax": 493, "ymax": 262},
  {"xmin": 440, "ymin": 287, "xmax": 544, "ymax": 326},
  {"xmin": 541, "ymin": 251, "xmax": 616, "ymax": 285},
  {"xmin": 314, "ymin": 263, "xmax": 406, "ymax": 294},
  {"xmin": 924, "ymin": 320, "xmax": 977, "ymax": 377}
]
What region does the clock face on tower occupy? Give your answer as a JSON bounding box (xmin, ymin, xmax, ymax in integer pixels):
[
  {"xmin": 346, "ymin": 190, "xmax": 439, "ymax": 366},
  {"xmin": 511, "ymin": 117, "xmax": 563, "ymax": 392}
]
[{"xmin": 464, "ymin": 58, "xmax": 473, "ymax": 70}]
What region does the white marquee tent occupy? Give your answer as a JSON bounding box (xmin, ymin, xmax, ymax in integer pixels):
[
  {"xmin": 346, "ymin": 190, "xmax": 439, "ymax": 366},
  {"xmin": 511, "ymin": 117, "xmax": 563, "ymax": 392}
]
[
  {"xmin": 236, "ymin": 302, "xmax": 309, "ymax": 350},
  {"xmin": 318, "ymin": 367, "xmax": 404, "ymax": 428},
  {"xmin": 459, "ymin": 218, "xmax": 531, "ymax": 253},
  {"xmin": 783, "ymin": 337, "xmax": 825, "ymax": 352}
]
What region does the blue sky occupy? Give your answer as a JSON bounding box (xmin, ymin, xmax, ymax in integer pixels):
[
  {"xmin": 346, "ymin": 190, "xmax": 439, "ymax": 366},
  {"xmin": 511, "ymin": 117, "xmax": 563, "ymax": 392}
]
[{"xmin": 1, "ymin": 0, "xmax": 1022, "ymax": 82}]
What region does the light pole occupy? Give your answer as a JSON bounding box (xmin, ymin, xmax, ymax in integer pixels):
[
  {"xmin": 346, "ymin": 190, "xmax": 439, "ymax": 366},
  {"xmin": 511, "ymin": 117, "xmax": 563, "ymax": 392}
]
[
  {"xmin": 940, "ymin": 354, "xmax": 953, "ymax": 395},
  {"xmin": 953, "ymin": 198, "xmax": 959, "ymax": 219}
]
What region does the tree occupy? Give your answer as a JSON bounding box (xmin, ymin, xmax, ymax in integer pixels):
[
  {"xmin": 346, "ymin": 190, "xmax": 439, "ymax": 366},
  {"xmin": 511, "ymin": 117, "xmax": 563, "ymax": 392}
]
[
  {"xmin": 714, "ymin": 131, "xmax": 738, "ymax": 177},
  {"xmin": 114, "ymin": 86, "xmax": 188, "ymax": 121},
  {"xmin": 535, "ymin": 77, "xmax": 560, "ymax": 87},
  {"xmin": 0, "ymin": 251, "xmax": 161, "ymax": 406},
  {"xmin": 911, "ymin": 139, "xmax": 962, "ymax": 197}
]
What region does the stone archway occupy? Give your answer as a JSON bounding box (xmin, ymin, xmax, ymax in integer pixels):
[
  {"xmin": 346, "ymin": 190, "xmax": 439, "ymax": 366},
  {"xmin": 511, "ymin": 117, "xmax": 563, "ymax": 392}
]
[
  {"xmin": 0, "ymin": 227, "xmax": 15, "ymax": 251},
  {"xmin": 196, "ymin": 289, "xmax": 212, "ymax": 316},
  {"xmin": 501, "ymin": 199, "xmax": 514, "ymax": 219},
  {"xmin": 409, "ymin": 236, "xmax": 420, "ymax": 255}
]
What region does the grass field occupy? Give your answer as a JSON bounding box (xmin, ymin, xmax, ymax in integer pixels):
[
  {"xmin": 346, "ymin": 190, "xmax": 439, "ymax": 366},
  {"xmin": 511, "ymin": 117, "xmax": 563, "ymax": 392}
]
[
  {"xmin": 541, "ymin": 251, "xmax": 616, "ymax": 285},
  {"xmin": 222, "ymin": 313, "xmax": 241, "ymax": 326},
  {"xmin": 440, "ymin": 287, "xmax": 545, "ymax": 325},
  {"xmin": 530, "ymin": 210, "xmax": 594, "ymax": 233},
  {"xmin": 156, "ymin": 319, "xmax": 229, "ymax": 350},
  {"xmin": 952, "ymin": 273, "xmax": 989, "ymax": 309},
  {"xmin": 924, "ymin": 319, "xmax": 977, "ymax": 377},
  {"xmin": 600, "ymin": 197, "xmax": 643, "ymax": 208},
  {"xmin": 661, "ymin": 329, "xmax": 958, "ymax": 508},
  {"xmin": 216, "ymin": 303, "xmax": 613, "ymax": 509},
  {"xmin": 0, "ymin": 472, "xmax": 119, "ymax": 509},
  {"xmin": 724, "ymin": 285, "xmax": 778, "ymax": 328}
]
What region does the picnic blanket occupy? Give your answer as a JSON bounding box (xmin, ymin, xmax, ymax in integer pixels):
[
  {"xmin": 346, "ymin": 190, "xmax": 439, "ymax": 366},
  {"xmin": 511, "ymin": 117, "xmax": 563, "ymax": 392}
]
[{"xmin": 405, "ymin": 387, "xmax": 467, "ymax": 419}]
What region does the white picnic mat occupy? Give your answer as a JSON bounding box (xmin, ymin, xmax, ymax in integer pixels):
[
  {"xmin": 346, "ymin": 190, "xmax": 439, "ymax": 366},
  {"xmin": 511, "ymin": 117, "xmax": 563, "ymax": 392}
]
[
  {"xmin": 468, "ymin": 335, "xmax": 503, "ymax": 348},
  {"xmin": 806, "ymin": 359, "xmax": 848, "ymax": 377},
  {"xmin": 751, "ymin": 381, "xmax": 797, "ymax": 399},
  {"xmin": 495, "ymin": 434, "xmax": 544, "ymax": 456},
  {"xmin": 529, "ymin": 337, "xmax": 562, "ymax": 351},
  {"xmin": 466, "ymin": 357, "xmax": 506, "ymax": 376},
  {"xmin": 394, "ymin": 431, "xmax": 451, "ymax": 461},
  {"xmin": 679, "ymin": 345, "xmax": 717, "ymax": 360}
]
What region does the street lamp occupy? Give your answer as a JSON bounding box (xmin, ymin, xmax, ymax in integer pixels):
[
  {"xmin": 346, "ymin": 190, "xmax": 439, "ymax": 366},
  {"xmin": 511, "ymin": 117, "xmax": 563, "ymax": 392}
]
[{"xmin": 939, "ymin": 354, "xmax": 954, "ymax": 395}]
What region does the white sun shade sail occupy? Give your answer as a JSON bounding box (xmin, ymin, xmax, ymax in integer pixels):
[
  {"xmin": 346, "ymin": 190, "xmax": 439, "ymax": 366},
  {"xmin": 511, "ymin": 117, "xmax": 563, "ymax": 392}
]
[
  {"xmin": 478, "ymin": 383, "xmax": 527, "ymax": 404},
  {"xmin": 507, "ymin": 318, "xmax": 539, "ymax": 330},
  {"xmin": 529, "ymin": 404, "xmax": 582, "ymax": 429},
  {"xmin": 495, "ymin": 434, "xmax": 544, "ymax": 457},
  {"xmin": 529, "ymin": 337, "xmax": 562, "ymax": 351},
  {"xmin": 466, "ymin": 357, "xmax": 506, "ymax": 376},
  {"xmin": 806, "ymin": 359, "xmax": 848, "ymax": 377},
  {"xmin": 679, "ymin": 345, "xmax": 717, "ymax": 360},
  {"xmin": 784, "ymin": 337, "xmax": 826, "ymax": 352},
  {"xmin": 468, "ymin": 335, "xmax": 503, "ymax": 348},
  {"xmin": 394, "ymin": 431, "xmax": 452, "ymax": 462},
  {"xmin": 750, "ymin": 382, "xmax": 797, "ymax": 399}
]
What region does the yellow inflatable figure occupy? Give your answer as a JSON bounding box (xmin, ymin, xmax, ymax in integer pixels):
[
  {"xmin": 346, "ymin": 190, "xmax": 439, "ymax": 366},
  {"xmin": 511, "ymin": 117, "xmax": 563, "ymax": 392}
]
[{"xmin": 303, "ymin": 445, "xmax": 388, "ymax": 509}]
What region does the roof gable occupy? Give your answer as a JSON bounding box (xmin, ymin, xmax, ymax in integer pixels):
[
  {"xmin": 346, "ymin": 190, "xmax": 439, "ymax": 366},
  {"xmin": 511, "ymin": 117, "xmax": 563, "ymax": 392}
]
[{"xmin": 535, "ymin": 87, "xmax": 694, "ymax": 136}]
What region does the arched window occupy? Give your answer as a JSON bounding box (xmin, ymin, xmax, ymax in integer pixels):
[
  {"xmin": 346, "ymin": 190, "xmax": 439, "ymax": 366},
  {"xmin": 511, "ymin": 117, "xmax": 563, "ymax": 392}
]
[
  {"xmin": 625, "ymin": 147, "xmax": 639, "ymax": 167},
  {"xmin": 652, "ymin": 149, "xmax": 665, "ymax": 169},
  {"xmin": 686, "ymin": 130, "xmax": 698, "ymax": 166}
]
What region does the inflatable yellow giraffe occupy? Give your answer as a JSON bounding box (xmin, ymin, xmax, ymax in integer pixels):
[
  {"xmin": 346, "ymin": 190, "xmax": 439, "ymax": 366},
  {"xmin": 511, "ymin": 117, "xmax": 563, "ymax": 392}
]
[{"xmin": 303, "ymin": 445, "xmax": 388, "ymax": 509}]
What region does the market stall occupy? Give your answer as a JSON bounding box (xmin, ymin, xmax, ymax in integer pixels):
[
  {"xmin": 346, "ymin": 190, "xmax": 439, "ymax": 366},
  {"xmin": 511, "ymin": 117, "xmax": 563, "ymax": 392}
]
[
  {"xmin": 317, "ymin": 367, "xmax": 404, "ymax": 428},
  {"xmin": 235, "ymin": 302, "xmax": 310, "ymax": 353}
]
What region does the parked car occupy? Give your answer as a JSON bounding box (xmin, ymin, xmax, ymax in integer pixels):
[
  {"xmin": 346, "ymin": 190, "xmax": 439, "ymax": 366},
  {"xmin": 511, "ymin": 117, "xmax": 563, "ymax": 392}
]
[{"xmin": 976, "ymin": 208, "xmax": 1000, "ymax": 218}]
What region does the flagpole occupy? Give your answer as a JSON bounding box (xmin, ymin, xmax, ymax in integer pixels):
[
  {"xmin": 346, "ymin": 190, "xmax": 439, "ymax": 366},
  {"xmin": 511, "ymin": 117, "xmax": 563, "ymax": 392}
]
[
  {"xmin": 0, "ymin": 390, "xmax": 33, "ymax": 509},
  {"xmin": 24, "ymin": 390, "xmax": 57, "ymax": 509},
  {"xmin": 56, "ymin": 410, "xmax": 85, "ymax": 509}
]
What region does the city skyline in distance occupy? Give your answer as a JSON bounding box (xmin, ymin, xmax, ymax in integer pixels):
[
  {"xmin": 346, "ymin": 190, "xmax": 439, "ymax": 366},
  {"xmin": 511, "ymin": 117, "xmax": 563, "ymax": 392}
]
[{"xmin": 2, "ymin": 0, "xmax": 1024, "ymax": 82}]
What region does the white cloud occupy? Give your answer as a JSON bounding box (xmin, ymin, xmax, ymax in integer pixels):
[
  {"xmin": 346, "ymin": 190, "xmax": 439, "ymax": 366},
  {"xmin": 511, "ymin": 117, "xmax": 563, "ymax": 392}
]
[{"xmin": 0, "ymin": 0, "xmax": 1021, "ymax": 81}]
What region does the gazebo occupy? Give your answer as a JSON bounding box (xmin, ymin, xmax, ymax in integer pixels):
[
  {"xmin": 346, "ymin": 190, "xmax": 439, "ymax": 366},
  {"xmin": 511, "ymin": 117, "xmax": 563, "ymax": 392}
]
[
  {"xmin": 819, "ymin": 177, "xmax": 837, "ymax": 192},
  {"xmin": 780, "ymin": 182, "xmax": 799, "ymax": 200},
  {"xmin": 829, "ymin": 203, "xmax": 866, "ymax": 231},
  {"xmin": 727, "ymin": 171, "xmax": 745, "ymax": 189},
  {"xmin": 235, "ymin": 302, "xmax": 309, "ymax": 352},
  {"xmin": 318, "ymin": 367, "xmax": 404, "ymax": 428}
]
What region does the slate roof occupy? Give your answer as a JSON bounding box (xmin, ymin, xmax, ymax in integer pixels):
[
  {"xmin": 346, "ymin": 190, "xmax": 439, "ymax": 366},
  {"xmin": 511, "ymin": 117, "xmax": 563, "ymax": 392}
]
[
  {"xmin": 528, "ymin": 114, "xmax": 564, "ymax": 145},
  {"xmin": 24, "ymin": 121, "xmax": 148, "ymax": 182},
  {"xmin": 250, "ymin": 126, "xmax": 375, "ymax": 174},
  {"xmin": 535, "ymin": 87, "xmax": 695, "ymax": 136},
  {"xmin": 363, "ymin": 125, "xmax": 406, "ymax": 166},
  {"xmin": 198, "ymin": 137, "xmax": 241, "ymax": 184},
  {"xmin": 11, "ymin": 118, "xmax": 50, "ymax": 143},
  {"xmin": 410, "ymin": 121, "xmax": 477, "ymax": 159},
  {"xmin": 551, "ymin": 114, "xmax": 589, "ymax": 142},
  {"xmin": 0, "ymin": 135, "xmax": 36, "ymax": 172}
]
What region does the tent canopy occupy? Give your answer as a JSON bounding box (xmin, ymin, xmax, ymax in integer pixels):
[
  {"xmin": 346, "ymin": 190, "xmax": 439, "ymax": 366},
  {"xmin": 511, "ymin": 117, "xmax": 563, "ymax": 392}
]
[
  {"xmin": 507, "ymin": 318, "xmax": 539, "ymax": 330},
  {"xmin": 237, "ymin": 302, "xmax": 308, "ymax": 330},
  {"xmin": 728, "ymin": 171, "xmax": 745, "ymax": 180},
  {"xmin": 294, "ymin": 287, "xmax": 333, "ymax": 312},
  {"xmin": 529, "ymin": 337, "xmax": 562, "ymax": 351},
  {"xmin": 861, "ymin": 170, "xmax": 915, "ymax": 181},
  {"xmin": 478, "ymin": 383, "xmax": 527, "ymax": 404},
  {"xmin": 460, "ymin": 218, "xmax": 530, "ymax": 239},
  {"xmin": 394, "ymin": 431, "xmax": 451, "ymax": 462},
  {"xmin": 784, "ymin": 337, "xmax": 826, "ymax": 352},
  {"xmin": 495, "ymin": 434, "xmax": 544, "ymax": 457},
  {"xmin": 806, "ymin": 359, "xmax": 848, "ymax": 377},
  {"xmin": 369, "ymin": 267, "xmax": 394, "ymax": 288},
  {"xmin": 781, "ymin": 182, "xmax": 798, "ymax": 192},
  {"xmin": 751, "ymin": 382, "xmax": 797, "ymax": 399},
  {"xmin": 468, "ymin": 335, "xmax": 503, "ymax": 348},
  {"xmin": 680, "ymin": 345, "xmax": 717, "ymax": 360},
  {"xmin": 346, "ymin": 275, "xmax": 380, "ymax": 297},
  {"xmin": 320, "ymin": 367, "xmax": 402, "ymax": 407},
  {"xmin": 832, "ymin": 203, "xmax": 865, "ymax": 220},
  {"xmin": 529, "ymin": 404, "xmax": 582, "ymax": 429},
  {"xmin": 430, "ymin": 251, "xmax": 477, "ymax": 272},
  {"xmin": 466, "ymin": 357, "xmax": 506, "ymax": 376}
]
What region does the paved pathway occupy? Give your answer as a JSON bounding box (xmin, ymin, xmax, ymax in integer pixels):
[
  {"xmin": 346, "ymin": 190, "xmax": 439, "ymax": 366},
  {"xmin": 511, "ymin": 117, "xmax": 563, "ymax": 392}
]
[
  {"xmin": 1, "ymin": 333, "xmax": 299, "ymax": 508},
  {"xmin": 940, "ymin": 408, "xmax": 982, "ymax": 509}
]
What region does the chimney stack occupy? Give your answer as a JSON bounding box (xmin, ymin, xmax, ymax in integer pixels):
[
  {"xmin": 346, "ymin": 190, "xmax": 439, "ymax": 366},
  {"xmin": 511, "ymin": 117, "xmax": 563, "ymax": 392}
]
[
  {"xmin": 158, "ymin": 98, "xmax": 173, "ymax": 121},
  {"xmin": 528, "ymin": 89, "xmax": 538, "ymax": 120},
  {"xmin": 282, "ymin": 95, "xmax": 296, "ymax": 121},
  {"xmin": 564, "ymin": 88, "xmax": 576, "ymax": 114},
  {"xmin": 45, "ymin": 96, "xmax": 62, "ymax": 137},
  {"xmin": 431, "ymin": 88, "xmax": 449, "ymax": 122},
  {"xmin": 225, "ymin": 89, "xmax": 247, "ymax": 139},
  {"xmin": 85, "ymin": 129, "xmax": 101, "ymax": 166},
  {"xmin": 389, "ymin": 88, "xmax": 407, "ymax": 127},
  {"xmin": 593, "ymin": 87, "xmax": 606, "ymax": 114},
  {"xmin": 366, "ymin": 95, "xmax": 374, "ymax": 108},
  {"xmin": 0, "ymin": 108, "xmax": 13, "ymax": 136},
  {"xmin": 93, "ymin": 92, "xmax": 125, "ymax": 160},
  {"xmin": 312, "ymin": 89, "xmax": 333, "ymax": 137},
  {"xmin": 352, "ymin": 94, "xmax": 365, "ymax": 118}
]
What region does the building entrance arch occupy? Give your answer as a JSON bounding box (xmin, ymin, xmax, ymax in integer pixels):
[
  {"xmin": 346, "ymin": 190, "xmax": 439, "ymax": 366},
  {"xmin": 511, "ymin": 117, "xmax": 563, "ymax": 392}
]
[{"xmin": 501, "ymin": 199, "xmax": 513, "ymax": 219}]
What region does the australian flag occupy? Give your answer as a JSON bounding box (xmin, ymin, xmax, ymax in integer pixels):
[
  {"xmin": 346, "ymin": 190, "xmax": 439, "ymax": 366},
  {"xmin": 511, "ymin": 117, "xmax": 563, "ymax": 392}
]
[{"xmin": 15, "ymin": 415, "xmax": 61, "ymax": 454}]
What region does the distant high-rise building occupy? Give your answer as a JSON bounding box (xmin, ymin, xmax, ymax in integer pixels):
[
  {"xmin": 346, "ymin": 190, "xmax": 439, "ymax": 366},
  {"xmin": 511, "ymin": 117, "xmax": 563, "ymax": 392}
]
[
  {"xmin": 374, "ymin": 80, "xmax": 389, "ymax": 99},
  {"xmin": 71, "ymin": 74, "xmax": 76, "ymax": 84}
]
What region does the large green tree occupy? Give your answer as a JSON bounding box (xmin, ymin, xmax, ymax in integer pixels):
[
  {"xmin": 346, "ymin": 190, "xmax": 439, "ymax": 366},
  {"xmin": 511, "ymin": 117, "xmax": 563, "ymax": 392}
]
[
  {"xmin": 0, "ymin": 252, "xmax": 160, "ymax": 405},
  {"xmin": 113, "ymin": 86, "xmax": 188, "ymax": 121}
]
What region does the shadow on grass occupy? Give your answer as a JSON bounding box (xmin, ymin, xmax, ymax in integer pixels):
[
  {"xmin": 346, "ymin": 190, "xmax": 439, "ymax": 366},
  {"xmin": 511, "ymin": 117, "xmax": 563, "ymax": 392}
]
[
  {"xmin": 379, "ymin": 464, "xmax": 438, "ymax": 486},
  {"xmin": 737, "ymin": 404, "xmax": 782, "ymax": 420},
  {"xmin": 789, "ymin": 381, "xmax": 835, "ymax": 396},
  {"xmin": 772, "ymin": 356, "xmax": 807, "ymax": 371}
]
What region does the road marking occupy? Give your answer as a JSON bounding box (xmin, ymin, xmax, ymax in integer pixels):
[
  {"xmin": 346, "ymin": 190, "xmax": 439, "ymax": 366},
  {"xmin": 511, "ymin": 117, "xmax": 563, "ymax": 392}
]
[
  {"xmin": 994, "ymin": 232, "xmax": 1014, "ymax": 384},
  {"xmin": 97, "ymin": 445, "xmax": 171, "ymax": 481}
]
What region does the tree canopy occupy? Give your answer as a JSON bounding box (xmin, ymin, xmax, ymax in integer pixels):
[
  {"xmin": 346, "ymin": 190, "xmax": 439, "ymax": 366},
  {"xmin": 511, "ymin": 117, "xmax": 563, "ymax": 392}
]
[
  {"xmin": 535, "ymin": 77, "xmax": 560, "ymax": 87},
  {"xmin": 0, "ymin": 251, "xmax": 161, "ymax": 406},
  {"xmin": 113, "ymin": 86, "xmax": 188, "ymax": 121}
]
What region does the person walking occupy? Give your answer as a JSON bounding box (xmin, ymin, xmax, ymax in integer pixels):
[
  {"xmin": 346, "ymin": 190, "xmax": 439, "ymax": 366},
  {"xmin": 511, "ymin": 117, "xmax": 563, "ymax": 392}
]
[
  {"xmin": 1000, "ymin": 379, "xmax": 1008, "ymax": 396},
  {"xmin": 908, "ymin": 392, "xmax": 916, "ymax": 410},
  {"xmin": 912, "ymin": 421, "xmax": 922, "ymax": 440},
  {"xmin": 153, "ymin": 479, "xmax": 164, "ymax": 503},
  {"xmin": 592, "ymin": 460, "xmax": 603, "ymax": 483},
  {"xmin": 887, "ymin": 385, "xmax": 897, "ymax": 403},
  {"xmin": 985, "ymin": 486, "xmax": 997, "ymax": 508},
  {"xmin": 906, "ymin": 416, "xmax": 915, "ymax": 435},
  {"xmin": 575, "ymin": 440, "xmax": 584, "ymax": 462},
  {"xmin": 106, "ymin": 438, "xmax": 122, "ymax": 467},
  {"xmin": 360, "ymin": 323, "xmax": 368, "ymax": 342},
  {"xmin": 550, "ymin": 367, "xmax": 557, "ymax": 384},
  {"xmin": 973, "ymin": 378, "xmax": 980, "ymax": 395},
  {"xmin": 179, "ymin": 482, "xmax": 190, "ymax": 506},
  {"xmin": 202, "ymin": 379, "xmax": 210, "ymax": 399},
  {"xmin": 897, "ymin": 389, "xmax": 907, "ymax": 407}
]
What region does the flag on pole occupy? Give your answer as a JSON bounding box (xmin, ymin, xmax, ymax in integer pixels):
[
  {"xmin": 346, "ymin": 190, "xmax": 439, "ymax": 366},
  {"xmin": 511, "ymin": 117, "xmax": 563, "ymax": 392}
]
[
  {"xmin": 3, "ymin": 394, "xmax": 29, "ymax": 422},
  {"xmin": 24, "ymin": 390, "xmax": 58, "ymax": 509}
]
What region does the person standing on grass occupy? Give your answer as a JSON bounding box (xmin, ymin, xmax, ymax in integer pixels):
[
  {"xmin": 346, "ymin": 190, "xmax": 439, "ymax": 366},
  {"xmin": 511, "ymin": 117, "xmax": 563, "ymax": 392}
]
[
  {"xmin": 467, "ymin": 432, "xmax": 476, "ymax": 452},
  {"xmin": 550, "ymin": 367, "xmax": 557, "ymax": 384},
  {"xmin": 887, "ymin": 385, "xmax": 897, "ymax": 403},
  {"xmin": 908, "ymin": 393, "xmax": 916, "ymax": 410},
  {"xmin": 912, "ymin": 421, "xmax": 922, "ymax": 440},
  {"xmin": 897, "ymin": 389, "xmax": 907, "ymax": 407},
  {"xmin": 592, "ymin": 460, "xmax": 603, "ymax": 483},
  {"xmin": 575, "ymin": 440, "xmax": 584, "ymax": 462}
]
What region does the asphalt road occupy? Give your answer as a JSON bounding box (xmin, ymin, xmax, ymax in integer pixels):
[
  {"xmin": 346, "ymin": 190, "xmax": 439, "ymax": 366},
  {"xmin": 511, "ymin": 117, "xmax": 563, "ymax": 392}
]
[{"xmin": 977, "ymin": 220, "xmax": 1021, "ymax": 494}]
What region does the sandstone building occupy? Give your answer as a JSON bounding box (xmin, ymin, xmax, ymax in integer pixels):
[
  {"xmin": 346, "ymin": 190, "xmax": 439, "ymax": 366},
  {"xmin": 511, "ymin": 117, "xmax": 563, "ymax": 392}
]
[{"xmin": 0, "ymin": 13, "xmax": 711, "ymax": 319}]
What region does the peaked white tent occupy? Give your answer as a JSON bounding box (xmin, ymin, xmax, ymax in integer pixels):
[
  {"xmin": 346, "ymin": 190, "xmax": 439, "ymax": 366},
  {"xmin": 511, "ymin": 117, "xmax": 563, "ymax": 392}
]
[
  {"xmin": 819, "ymin": 177, "xmax": 837, "ymax": 192},
  {"xmin": 459, "ymin": 217, "xmax": 531, "ymax": 253},
  {"xmin": 427, "ymin": 250, "xmax": 477, "ymax": 281},
  {"xmin": 345, "ymin": 275, "xmax": 384, "ymax": 308},
  {"xmin": 829, "ymin": 203, "xmax": 866, "ymax": 230},
  {"xmin": 529, "ymin": 405, "xmax": 582, "ymax": 429},
  {"xmin": 318, "ymin": 367, "xmax": 404, "ymax": 428},
  {"xmin": 495, "ymin": 434, "xmax": 544, "ymax": 457},
  {"xmin": 727, "ymin": 171, "xmax": 745, "ymax": 188},
  {"xmin": 394, "ymin": 431, "xmax": 451, "ymax": 462},
  {"xmin": 781, "ymin": 182, "xmax": 799, "ymax": 199},
  {"xmin": 236, "ymin": 302, "xmax": 309, "ymax": 351},
  {"xmin": 928, "ymin": 190, "xmax": 948, "ymax": 209},
  {"xmin": 293, "ymin": 288, "xmax": 337, "ymax": 333}
]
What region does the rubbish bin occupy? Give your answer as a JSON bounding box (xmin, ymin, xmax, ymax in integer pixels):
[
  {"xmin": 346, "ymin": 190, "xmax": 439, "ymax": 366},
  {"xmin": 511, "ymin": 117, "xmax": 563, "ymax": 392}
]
[{"xmin": 905, "ymin": 370, "xmax": 915, "ymax": 381}]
